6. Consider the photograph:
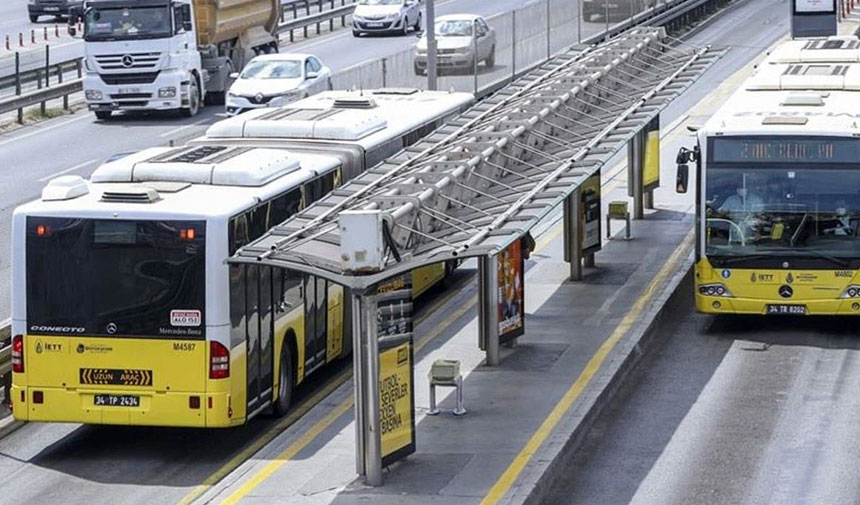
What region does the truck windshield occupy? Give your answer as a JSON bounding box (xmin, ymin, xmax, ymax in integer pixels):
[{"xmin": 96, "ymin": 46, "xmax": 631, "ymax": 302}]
[
  {"xmin": 705, "ymin": 166, "xmax": 860, "ymax": 264},
  {"xmin": 84, "ymin": 6, "xmax": 171, "ymax": 41},
  {"xmin": 26, "ymin": 218, "xmax": 206, "ymax": 338}
]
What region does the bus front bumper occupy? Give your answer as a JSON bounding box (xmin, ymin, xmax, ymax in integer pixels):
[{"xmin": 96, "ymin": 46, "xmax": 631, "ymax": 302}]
[
  {"xmin": 11, "ymin": 386, "xmax": 238, "ymax": 428},
  {"xmin": 695, "ymin": 294, "xmax": 860, "ymax": 315}
]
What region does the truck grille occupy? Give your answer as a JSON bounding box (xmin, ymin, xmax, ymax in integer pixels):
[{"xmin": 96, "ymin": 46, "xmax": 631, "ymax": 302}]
[
  {"xmin": 100, "ymin": 72, "xmax": 160, "ymax": 85},
  {"xmin": 109, "ymin": 93, "xmax": 153, "ymax": 100},
  {"xmin": 95, "ymin": 52, "xmax": 161, "ymax": 70}
]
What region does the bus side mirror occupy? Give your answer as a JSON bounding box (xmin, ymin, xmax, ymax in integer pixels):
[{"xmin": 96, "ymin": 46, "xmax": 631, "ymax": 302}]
[
  {"xmin": 676, "ymin": 163, "xmax": 689, "ymax": 194},
  {"xmin": 68, "ymin": 5, "xmax": 82, "ymax": 29}
]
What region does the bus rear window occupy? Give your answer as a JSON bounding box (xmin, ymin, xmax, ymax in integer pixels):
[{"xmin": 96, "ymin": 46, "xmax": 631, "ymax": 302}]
[{"xmin": 26, "ymin": 217, "xmax": 206, "ymax": 338}]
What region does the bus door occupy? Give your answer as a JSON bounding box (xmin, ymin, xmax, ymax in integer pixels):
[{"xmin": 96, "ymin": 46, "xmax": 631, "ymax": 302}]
[
  {"xmin": 246, "ymin": 265, "xmax": 275, "ymax": 414},
  {"xmin": 303, "ymin": 275, "xmax": 328, "ymax": 374}
]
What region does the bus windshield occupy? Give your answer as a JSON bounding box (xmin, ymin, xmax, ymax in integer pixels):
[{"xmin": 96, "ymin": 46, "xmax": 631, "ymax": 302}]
[
  {"xmin": 705, "ymin": 166, "xmax": 860, "ymax": 263},
  {"xmin": 84, "ymin": 6, "xmax": 171, "ymax": 41},
  {"xmin": 26, "ymin": 218, "xmax": 206, "ymax": 338}
]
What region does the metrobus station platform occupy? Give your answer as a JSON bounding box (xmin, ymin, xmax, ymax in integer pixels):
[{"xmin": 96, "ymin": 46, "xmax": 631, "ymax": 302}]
[{"xmin": 187, "ymin": 12, "xmax": 860, "ymax": 505}]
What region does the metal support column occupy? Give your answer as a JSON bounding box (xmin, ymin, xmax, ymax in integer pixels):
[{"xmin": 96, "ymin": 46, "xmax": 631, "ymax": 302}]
[
  {"xmin": 362, "ymin": 295, "xmax": 382, "ymax": 486},
  {"xmin": 628, "ymin": 131, "xmax": 645, "ymax": 220},
  {"xmin": 644, "ymin": 189, "xmax": 654, "ymax": 210},
  {"xmin": 478, "ymin": 255, "xmax": 500, "ymax": 366},
  {"xmin": 426, "ymin": 0, "xmax": 438, "ymax": 90},
  {"xmin": 351, "ymin": 294, "xmax": 365, "ymax": 477},
  {"xmin": 563, "ymin": 191, "xmax": 583, "ymax": 281}
]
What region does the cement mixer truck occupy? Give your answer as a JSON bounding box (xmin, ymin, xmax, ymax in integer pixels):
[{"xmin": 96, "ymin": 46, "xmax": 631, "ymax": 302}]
[{"xmin": 72, "ymin": 0, "xmax": 280, "ymax": 119}]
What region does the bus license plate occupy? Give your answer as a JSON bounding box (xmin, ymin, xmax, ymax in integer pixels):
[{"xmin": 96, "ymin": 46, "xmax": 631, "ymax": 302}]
[
  {"xmin": 766, "ymin": 304, "xmax": 806, "ymax": 315},
  {"xmin": 94, "ymin": 394, "xmax": 140, "ymax": 407}
]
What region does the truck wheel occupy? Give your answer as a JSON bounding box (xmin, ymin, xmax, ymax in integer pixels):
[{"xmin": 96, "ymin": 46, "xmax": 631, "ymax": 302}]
[
  {"xmin": 29, "ymin": 14, "xmax": 39, "ymax": 23},
  {"xmin": 272, "ymin": 347, "xmax": 293, "ymax": 416},
  {"xmin": 182, "ymin": 78, "xmax": 200, "ymax": 117},
  {"xmin": 94, "ymin": 111, "xmax": 112, "ymax": 120}
]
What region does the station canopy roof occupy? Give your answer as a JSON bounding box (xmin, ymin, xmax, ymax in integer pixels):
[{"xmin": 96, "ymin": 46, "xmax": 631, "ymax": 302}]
[{"xmin": 230, "ymin": 27, "xmax": 725, "ymax": 291}]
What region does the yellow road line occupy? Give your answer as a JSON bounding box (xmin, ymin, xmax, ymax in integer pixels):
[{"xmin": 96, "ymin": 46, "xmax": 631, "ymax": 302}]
[
  {"xmin": 209, "ymin": 225, "xmax": 568, "ymax": 505},
  {"xmin": 212, "ymin": 291, "xmax": 480, "ymax": 505},
  {"xmin": 218, "ymin": 400, "xmax": 354, "ymax": 505},
  {"xmin": 478, "ymin": 229, "xmax": 694, "ymax": 505},
  {"xmin": 175, "ymin": 272, "xmax": 468, "ymax": 505}
]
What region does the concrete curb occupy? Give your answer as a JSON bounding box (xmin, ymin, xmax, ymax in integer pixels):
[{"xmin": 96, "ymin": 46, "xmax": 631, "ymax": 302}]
[
  {"xmin": 0, "ymin": 410, "xmax": 22, "ymax": 440},
  {"xmin": 510, "ymin": 247, "xmax": 695, "ymax": 505}
]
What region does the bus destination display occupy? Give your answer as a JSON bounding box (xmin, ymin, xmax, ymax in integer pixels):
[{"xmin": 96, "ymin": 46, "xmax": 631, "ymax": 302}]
[{"xmin": 711, "ymin": 137, "xmax": 860, "ymax": 164}]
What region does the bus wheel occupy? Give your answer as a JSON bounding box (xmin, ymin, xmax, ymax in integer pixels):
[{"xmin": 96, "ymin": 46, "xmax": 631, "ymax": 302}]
[{"xmin": 272, "ymin": 348, "xmax": 293, "ymax": 416}]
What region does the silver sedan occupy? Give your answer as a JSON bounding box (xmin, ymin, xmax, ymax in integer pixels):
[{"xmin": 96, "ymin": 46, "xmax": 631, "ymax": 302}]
[{"xmin": 413, "ymin": 14, "xmax": 496, "ymax": 75}]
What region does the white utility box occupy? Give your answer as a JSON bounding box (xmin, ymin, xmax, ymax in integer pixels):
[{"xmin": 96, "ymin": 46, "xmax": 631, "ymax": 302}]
[{"xmin": 339, "ymin": 209, "xmax": 385, "ymax": 273}]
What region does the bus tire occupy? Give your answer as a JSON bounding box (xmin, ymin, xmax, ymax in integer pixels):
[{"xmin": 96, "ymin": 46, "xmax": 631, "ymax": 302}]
[{"xmin": 272, "ymin": 347, "xmax": 293, "ymax": 416}]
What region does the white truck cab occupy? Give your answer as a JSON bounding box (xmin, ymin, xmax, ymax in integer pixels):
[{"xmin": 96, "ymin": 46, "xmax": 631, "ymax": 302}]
[{"xmin": 75, "ymin": 0, "xmax": 278, "ymax": 120}]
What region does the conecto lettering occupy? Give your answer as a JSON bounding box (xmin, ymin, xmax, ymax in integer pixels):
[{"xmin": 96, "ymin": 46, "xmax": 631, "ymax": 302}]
[{"xmin": 29, "ymin": 325, "xmax": 85, "ymax": 333}]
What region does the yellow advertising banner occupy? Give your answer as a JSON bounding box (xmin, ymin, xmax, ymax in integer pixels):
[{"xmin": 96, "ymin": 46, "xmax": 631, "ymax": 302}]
[
  {"xmin": 643, "ymin": 116, "xmax": 661, "ymax": 191},
  {"xmin": 379, "ymin": 338, "xmax": 415, "ymax": 466}
]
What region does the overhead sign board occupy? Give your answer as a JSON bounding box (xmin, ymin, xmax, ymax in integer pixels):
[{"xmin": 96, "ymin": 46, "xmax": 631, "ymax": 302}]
[{"xmin": 791, "ymin": 0, "xmax": 836, "ymax": 38}]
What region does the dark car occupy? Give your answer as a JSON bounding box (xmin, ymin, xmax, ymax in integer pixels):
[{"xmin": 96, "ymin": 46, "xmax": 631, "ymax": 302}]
[{"xmin": 28, "ymin": 0, "xmax": 83, "ymax": 23}]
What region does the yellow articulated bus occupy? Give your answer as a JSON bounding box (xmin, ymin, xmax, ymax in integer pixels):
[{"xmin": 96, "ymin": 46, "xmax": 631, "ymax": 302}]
[
  {"xmin": 11, "ymin": 88, "xmax": 473, "ymax": 427},
  {"xmin": 675, "ymin": 37, "xmax": 860, "ymax": 315}
]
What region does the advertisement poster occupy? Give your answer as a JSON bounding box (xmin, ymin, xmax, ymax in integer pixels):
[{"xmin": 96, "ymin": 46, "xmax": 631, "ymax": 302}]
[
  {"xmin": 378, "ymin": 337, "xmax": 415, "ymax": 466},
  {"xmin": 581, "ymin": 170, "xmax": 601, "ymax": 255},
  {"xmin": 497, "ymin": 240, "xmax": 525, "ymax": 344},
  {"xmin": 376, "ymin": 273, "xmax": 416, "ymax": 466},
  {"xmin": 643, "ymin": 116, "xmax": 661, "ymax": 191}
]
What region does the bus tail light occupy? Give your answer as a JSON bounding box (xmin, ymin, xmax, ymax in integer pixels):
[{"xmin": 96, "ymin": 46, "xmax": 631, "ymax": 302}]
[
  {"xmin": 209, "ymin": 341, "xmax": 230, "ymax": 379},
  {"xmin": 11, "ymin": 335, "xmax": 23, "ymax": 373}
]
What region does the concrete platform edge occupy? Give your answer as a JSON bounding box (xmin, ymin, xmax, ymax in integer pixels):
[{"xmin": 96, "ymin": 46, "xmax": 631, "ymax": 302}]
[{"xmin": 514, "ymin": 247, "xmax": 696, "ymax": 505}]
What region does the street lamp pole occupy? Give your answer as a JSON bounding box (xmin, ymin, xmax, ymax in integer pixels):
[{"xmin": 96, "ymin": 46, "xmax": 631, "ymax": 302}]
[{"xmin": 426, "ymin": 0, "xmax": 437, "ymax": 90}]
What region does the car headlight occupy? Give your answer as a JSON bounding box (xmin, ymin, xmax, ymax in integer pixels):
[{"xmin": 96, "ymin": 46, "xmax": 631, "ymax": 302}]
[
  {"xmin": 386, "ymin": 12, "xmax": 401, "ymax": 20},
  {"xmin": 698, "ymin": 283, "xmax": 733, "ymax": 297},
  {"xmin": 840, "ymin": 284, "xmax": 860, "ymax": 298},
  {"xmin": 158, "ymin": 87, "xmax": 176, "ymax": 98},
  {"xmin": 85, "ymin": 90, "xmax": 103, "ymax": 100}
]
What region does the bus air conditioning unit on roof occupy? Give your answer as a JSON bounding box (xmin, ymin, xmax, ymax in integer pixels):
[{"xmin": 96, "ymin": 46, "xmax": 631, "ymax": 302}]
[
  {"xmin": 41, "ymin": 175, "xmax": 89, "ymax": 201},
  {"xmin": 339, "ymin": 210, "xmax": 385, "ymax": 273},
  {"xmin": 332, "ymin": 96, "xmax": 378, "ymax": 109},
  {"xmin": 101, "ymin": 185, "xmax": 161, "ymax": 203}
]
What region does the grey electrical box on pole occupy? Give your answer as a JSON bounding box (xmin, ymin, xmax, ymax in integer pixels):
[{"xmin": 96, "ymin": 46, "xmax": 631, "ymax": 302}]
[{"xmin": 790, "ymin": 0, "xmax": 837, "ymax": 38}]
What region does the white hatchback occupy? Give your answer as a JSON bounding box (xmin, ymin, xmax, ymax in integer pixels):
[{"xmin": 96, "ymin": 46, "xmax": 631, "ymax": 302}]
[
  {"xmin": 225, "ymin": 54, "xmax": 331, "ymax": 116},
  {"xmin": 352, "ymin": 0, "xmax": 422, "ymax": 36}
]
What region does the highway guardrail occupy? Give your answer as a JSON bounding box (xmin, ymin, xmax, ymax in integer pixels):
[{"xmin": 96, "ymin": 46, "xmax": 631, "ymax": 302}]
[{"xmin": 0, "ymin": 0, "xmax": 356, "ymax": 121}]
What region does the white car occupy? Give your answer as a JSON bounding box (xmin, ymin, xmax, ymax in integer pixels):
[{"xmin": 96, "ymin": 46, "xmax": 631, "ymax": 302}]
[
  {"xmin": 352, "ymin": 0, "xmax": 422, "ymax": 37},
  {"xmin": 414, "ymin": 14, "xmax": 496, "ymax": 75},
  {"xmin": 225, "ymin": 54, "xmax": 331, "ymax": 116}
]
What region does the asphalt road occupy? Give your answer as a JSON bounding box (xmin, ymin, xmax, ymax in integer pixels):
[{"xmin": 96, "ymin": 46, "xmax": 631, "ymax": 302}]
[
  {"xmin": 545, "ymin": 273, "xmax": 860, "ymax": 505},
  {"xmin": 0, "ymin": 0, "xmax": 605, "ymax": 322}
]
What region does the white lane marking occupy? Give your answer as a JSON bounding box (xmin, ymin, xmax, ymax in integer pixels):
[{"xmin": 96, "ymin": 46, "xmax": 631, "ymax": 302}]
[
  {"xmin": 38, "ymin": 157, "xmax": 98, "ymax": 182},
  {"xmin": 158, "ymin": 117, "xmax": 212, "ymax": 138},
  {"xmin": 0, "ymin": 112, "xmax": 91, "ymax": 147}
]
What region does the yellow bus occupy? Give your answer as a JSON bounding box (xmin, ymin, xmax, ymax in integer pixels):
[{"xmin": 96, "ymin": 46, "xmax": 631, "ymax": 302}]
[
  {"xmin": 11, "ymin": 89, "xmax": 472, "ymax": 427},
  {"xmin": 676, "ymin": 40, "xmax": 860, "ymax": 315}
]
